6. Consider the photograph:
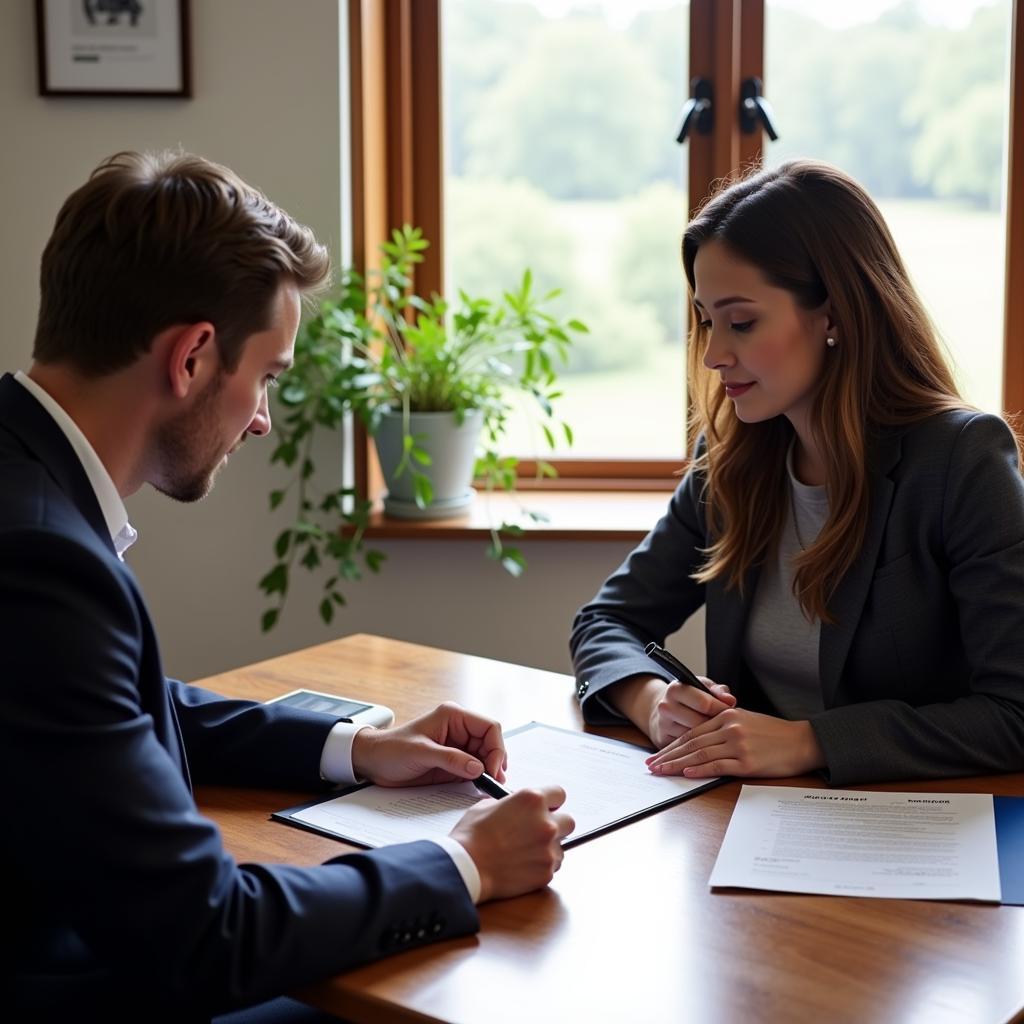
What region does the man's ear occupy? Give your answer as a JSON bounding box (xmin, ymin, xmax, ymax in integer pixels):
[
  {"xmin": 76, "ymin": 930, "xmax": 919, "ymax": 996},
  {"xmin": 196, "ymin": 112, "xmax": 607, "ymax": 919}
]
[{"xmin": 163, "ymin": 322, "xmax": 219, "ymax": 399}]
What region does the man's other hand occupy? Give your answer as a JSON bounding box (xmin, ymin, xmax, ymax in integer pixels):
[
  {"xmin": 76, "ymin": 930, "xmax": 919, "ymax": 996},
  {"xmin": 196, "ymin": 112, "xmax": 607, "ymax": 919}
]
[
  {"xmin": 449, "ymin": 786, "xmax": 574, "ymax": 902},
  {"xmin": 352, "ymin": 702, "xmax": 507, "ymax": 786}
]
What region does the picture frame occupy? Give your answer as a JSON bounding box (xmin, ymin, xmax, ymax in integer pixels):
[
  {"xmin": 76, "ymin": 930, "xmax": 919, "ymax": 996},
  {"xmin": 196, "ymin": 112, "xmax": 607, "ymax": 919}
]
[{"xmin": 35, "ymin": 0, "xmax": 192, "ymax": 98}]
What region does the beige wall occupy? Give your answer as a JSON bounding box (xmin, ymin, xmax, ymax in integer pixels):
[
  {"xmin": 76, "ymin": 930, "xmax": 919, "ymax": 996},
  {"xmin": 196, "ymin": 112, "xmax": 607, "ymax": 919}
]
[{"xmin": 0, "ymin": 0, "xmax": 705, "ymax": 687}]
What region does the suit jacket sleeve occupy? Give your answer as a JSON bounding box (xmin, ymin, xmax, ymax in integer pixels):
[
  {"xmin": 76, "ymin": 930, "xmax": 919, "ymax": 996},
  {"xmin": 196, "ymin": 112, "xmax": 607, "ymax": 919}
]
[
  {"xmin": 811, "ymin": 413, "xmax": 1024, "ymax": 783},
  {"xmin": 164, "ymin": 677, "xmax": 348, "ymax": 789},
  {"xmin": 569, "ymin": 456, "xmax": 709, "ymax": 724},
  {"xmin": 1, "ymin": 527, "xmax": 477, "ymax": 1015}
]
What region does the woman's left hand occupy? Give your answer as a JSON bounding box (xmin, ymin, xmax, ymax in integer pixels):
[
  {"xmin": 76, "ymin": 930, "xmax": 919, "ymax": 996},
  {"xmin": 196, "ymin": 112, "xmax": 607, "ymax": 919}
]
[{"xmin": 644, "ymin": 708, "xmax": 826, "ymax": 779}]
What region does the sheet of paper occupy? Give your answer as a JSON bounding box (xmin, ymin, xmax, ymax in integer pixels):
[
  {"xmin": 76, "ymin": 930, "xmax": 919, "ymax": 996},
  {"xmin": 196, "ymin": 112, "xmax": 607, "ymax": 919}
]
[
  {"xmin": 290, "ymin": 722, "xmax": 715, "ymax": 848},
  {"xmin": 709, "ymin": 785, "xmax": 1001, "ymax": 902}
]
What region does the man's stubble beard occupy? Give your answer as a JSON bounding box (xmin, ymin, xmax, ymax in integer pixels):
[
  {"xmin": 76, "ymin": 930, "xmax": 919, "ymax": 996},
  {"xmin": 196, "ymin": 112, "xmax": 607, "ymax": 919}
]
[{"xmin": 151, "ymin": 370, "xmax": 241, "ymax": 503}]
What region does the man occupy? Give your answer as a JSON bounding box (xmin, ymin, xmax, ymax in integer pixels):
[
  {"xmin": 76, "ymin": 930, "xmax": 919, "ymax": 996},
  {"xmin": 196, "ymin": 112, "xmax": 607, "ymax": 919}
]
[{"xmin": 0, "ymin": 151, "xmax": 574, "ymax": 1022}]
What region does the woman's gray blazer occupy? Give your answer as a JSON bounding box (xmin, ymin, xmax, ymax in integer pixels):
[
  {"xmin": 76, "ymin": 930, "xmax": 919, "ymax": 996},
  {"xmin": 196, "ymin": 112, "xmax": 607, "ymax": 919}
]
[{"xmin": 570, "ymin": 410, "xmax": 1024, "ymax": 785}]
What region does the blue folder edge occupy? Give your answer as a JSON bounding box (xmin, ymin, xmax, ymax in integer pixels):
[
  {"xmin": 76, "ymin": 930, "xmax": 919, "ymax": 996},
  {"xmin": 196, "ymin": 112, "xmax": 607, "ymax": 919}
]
[{"xmin": 995, "ymin": 796, "xmax": 1024, "ymax": 905}]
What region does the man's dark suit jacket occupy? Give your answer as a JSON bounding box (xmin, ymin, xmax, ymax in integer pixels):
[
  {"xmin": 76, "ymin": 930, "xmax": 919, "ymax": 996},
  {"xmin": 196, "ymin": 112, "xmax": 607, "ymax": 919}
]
[
  {"xmin": 571, "ymin": 411, "xmax": 1024, "ymax": 785},
  {"xmin": 0, "ymin": 373, "xmax": 477, "ymax": 1021}
]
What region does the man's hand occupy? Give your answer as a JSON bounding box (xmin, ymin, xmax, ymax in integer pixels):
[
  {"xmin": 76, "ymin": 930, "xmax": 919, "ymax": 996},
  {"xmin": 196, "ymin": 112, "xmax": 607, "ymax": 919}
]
[
  {"xmin": 449, "ymin": 786, "xmax": 575, "ymax": 902},
  {"xmin": 352, "ymin": 702, "xmax": 507, "ymax": 787},
  {"xmin": 645, "ymin": 709, "xmax": 826, "ymax": 778}
]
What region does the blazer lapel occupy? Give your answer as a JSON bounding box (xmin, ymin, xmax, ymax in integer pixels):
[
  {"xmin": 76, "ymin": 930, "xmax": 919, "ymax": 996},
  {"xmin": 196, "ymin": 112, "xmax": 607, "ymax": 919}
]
[{"xmin": 819, "ymin": 431, "xmax": 902, "ymax": 706}]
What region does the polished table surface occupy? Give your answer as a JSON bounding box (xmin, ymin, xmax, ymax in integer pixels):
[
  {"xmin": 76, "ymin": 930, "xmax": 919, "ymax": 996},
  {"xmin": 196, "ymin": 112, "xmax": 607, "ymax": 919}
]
[{"xmin": 194, "ymin": 634, "xmax": 1024, "ymax": 1024}]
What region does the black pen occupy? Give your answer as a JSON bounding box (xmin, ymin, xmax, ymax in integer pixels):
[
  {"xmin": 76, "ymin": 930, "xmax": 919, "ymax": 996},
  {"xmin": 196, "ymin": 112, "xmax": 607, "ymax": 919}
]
[
  {"xmin": 472, "ymin": 772, "xmax": 512, "ymax": 799},
  {"xmin": 645, "ymin": 641, "xmax": 716, "ymax": 697}
]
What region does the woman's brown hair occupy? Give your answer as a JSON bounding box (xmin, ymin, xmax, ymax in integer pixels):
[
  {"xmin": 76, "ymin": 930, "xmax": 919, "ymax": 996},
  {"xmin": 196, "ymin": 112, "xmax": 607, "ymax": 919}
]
[
  {"xmin": 682, "ymin": 159, "xmax": 971, "ymax": 623},
  {"xmin": 33, "ymin": 150, "xmax": 330, "ymax": 376}
]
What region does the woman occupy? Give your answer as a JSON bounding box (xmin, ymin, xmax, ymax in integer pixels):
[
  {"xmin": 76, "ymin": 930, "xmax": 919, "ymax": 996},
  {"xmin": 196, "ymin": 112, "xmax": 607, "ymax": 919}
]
[{"xmin": 570, "ymin": 159, "xmax": 1024, "ymax": 785}]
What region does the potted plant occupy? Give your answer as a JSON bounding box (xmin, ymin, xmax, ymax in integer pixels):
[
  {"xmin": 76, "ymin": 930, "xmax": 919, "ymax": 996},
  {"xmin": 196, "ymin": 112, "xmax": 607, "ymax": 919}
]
[{"xmin": 259, "ymin": 226, "xmax": 587, "ymax": 631}]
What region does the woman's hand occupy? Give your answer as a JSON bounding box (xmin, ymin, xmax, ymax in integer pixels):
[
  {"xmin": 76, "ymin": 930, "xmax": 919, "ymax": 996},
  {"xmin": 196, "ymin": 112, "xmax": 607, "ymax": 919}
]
[
  {"xmin": 608, "ymin": 674, "xmax": 735, "ymax": 748},
  {"xmin": 649, "ymin": 678, "xmax": 736, "ymax": 747},
  {"xmin": 645, "ymin": 709, "xmax": 826, "ymax": 779}
]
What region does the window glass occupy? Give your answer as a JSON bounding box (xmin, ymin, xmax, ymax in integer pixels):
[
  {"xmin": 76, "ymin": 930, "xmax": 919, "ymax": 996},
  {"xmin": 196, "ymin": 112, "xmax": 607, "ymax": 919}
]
[
  {"xmin": 443, "ymin": 0, "xmax": 690, "ymax": 459},
  {"xmin": 764, "ymin": 0, "xmax": 1011, "ymax": 413}
]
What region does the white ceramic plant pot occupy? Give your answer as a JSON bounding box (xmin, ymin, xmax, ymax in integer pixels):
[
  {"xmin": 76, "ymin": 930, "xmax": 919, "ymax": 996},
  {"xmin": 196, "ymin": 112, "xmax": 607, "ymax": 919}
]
[{"xmin": 373, "ymin": 408, "xmax": 484, "ymax": 519}]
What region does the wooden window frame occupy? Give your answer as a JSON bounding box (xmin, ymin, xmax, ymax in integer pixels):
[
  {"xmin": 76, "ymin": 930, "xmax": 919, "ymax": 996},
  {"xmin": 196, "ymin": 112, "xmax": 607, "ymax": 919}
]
[{"xmin": 348, "ymin": 0, "xmax": 1024, "ymax": 507}]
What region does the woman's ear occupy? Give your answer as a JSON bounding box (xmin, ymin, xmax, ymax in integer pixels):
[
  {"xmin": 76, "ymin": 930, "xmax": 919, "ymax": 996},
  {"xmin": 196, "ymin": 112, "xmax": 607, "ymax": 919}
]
[{"xmin": 814, "ymin": 300, "xmax": 836, "ymax": 343}]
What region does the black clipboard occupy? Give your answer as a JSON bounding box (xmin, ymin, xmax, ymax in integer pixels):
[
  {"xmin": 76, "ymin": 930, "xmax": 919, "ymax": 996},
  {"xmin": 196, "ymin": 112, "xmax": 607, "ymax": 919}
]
[{"xmin": 272, "ymin": 722, "xmax": 728, "ymax": 850}]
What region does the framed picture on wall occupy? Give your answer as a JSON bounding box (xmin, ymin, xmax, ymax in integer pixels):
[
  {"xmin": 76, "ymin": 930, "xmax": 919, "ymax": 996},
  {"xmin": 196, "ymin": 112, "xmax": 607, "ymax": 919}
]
[{"xmin": 35, "ymin": 0, "xmax": 192, "ymax": 98}]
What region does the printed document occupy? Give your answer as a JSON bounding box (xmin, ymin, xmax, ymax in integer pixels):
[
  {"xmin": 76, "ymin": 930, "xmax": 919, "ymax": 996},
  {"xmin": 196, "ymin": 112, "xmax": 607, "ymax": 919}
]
[
  {"xmin": 283, "ymin": 722, "xmax": 718, "ymax": 848},
  {"xmin": 709, "ymin": 785, "xmax": 1001, "ymax": 902}
]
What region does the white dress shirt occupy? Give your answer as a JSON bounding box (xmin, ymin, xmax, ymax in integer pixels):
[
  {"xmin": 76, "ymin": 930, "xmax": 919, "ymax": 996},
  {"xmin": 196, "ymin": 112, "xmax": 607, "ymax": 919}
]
[{"xmin": 13, "ymin": 371, "xmax": 481, "ymax": 901}]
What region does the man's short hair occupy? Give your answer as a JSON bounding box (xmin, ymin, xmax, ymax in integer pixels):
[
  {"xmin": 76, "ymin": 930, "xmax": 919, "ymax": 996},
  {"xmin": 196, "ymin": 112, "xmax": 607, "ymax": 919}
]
[{"xmin": 33, "ymin": 150, "xmax": 331, "ymax": 375}]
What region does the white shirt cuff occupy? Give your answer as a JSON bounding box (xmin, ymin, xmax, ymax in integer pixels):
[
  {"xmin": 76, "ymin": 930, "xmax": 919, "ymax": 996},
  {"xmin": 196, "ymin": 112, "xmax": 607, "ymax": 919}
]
[
  {"xmin": 319, "ymin": 726, "xmax": 482, "ymax": 903},
  {"xmin": 319, "ymin": 721, "xmax": 374, "ymax": 785},
  {"xmin": 433, "ymin": 836, "xmax": 482, "ymax": 903}
]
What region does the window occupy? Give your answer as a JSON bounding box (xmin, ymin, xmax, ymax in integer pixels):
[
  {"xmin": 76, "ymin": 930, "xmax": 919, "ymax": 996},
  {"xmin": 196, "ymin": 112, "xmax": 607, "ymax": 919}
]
[{"xmin": 348, "ymin": 0, "xmax": 1024, "ymax": 497}]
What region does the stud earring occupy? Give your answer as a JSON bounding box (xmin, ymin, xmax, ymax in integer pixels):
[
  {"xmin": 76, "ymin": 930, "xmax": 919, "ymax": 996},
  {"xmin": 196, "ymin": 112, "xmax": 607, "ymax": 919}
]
[{"xmin": 826, "ymin": 336, "xmax": 837, "ymax": 348}]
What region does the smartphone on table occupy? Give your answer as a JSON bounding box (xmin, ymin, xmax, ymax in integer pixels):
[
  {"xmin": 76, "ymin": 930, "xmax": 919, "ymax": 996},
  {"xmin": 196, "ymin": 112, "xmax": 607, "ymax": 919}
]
[{"xmin": 265, "ymin": 688, "xmax": 395, "ymax": 728}]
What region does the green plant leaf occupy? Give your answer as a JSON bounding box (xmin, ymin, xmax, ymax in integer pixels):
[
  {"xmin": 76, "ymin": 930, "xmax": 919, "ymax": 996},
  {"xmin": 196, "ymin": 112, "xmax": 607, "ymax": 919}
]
[
  {"xmin": 274, "ymin": 530, "xmax": 292, "ymax": 558},
  {"xmin": 411, "ymin": 447, "xmax": 432, "ymax": 466},
  {"xmin": 319, "ymin": 598, "xmax": 334, "ymax": 624},
  {"xmin": 271, "ymin": 441, "xmax": 298, "ymax": 467},
  {"xmin": 269, "ymin": 489, "xmax": 285, "ymax": 510},
  {"xmin": 339, "ymin": 558, "xmax": 362, "ymax": 582},
  {"xmin": 414, "ymin": 474, "xmax": 434, "ymax": 509},
  {"xmin": 365, "ymin": 549, "xmax": 387, "ymax": 573},
  {"xmin": 261, "ymin": 608, "xmax": 279, "ymax": 632},
  {"xmin": 259, "ymin": 563, "xmax": 288, "ymax": 596},
  {"xmin": 501, "ymin": 548, "xmax": 527, "ymax": 577}
]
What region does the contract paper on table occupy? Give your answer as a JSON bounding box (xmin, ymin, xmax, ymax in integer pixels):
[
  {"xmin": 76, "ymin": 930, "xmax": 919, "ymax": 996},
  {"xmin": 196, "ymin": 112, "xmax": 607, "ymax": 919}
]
[
  {"xmin": 709, "ymin": 785, "xmax": 1001, "ymax": 902},
  {"xmin": 275, "ymin": 722, "xmax": 721, "ymax": 849}
]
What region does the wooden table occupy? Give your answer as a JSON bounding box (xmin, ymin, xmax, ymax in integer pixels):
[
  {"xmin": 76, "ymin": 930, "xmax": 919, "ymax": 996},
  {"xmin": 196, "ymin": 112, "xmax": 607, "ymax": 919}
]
[{"xmin": 195, "ymin": 634, "xmax": 1024, "ymax": 1024}]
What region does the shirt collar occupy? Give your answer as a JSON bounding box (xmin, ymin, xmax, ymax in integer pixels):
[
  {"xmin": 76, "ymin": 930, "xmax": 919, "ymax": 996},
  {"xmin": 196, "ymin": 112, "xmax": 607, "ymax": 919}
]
[{"xmin": 14, "ymin": 371, "xmax": 138, "ymax": 558}]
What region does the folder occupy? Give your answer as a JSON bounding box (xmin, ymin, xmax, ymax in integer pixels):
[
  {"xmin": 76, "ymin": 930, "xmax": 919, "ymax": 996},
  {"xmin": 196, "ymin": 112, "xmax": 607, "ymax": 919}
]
[{"xmin": 995, "ymin": 796, "xmax": 1024, "ymax": 905}]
